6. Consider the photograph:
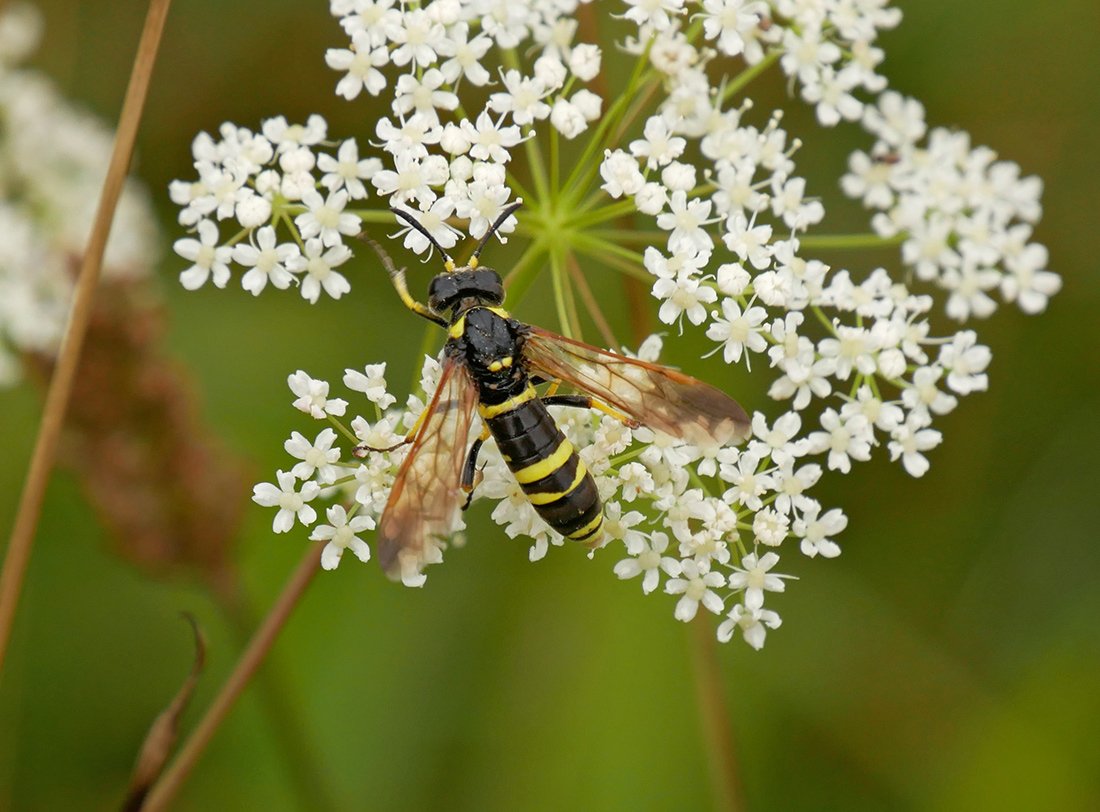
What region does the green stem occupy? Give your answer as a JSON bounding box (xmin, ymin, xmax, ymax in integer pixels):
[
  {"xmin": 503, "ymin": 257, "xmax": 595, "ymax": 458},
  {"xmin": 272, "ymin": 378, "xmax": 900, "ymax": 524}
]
[
  {"xmin": 573, "ymin": 233, "xmax": 647, "ymax": 270},
  {"xmin": 561, "ymin": 38, "xmax": 657, "ymax": 202},
  {"xmin": 798, "ymin": 232, "xmax": 906, "ymax": 250},
  {"xmin": 589, "ymin": 228, "xmax": 666, "ymax": 245},
  {"xmin": 810, "ymin": 305, "xmax": 837, "ymax": 336},
  {"xmin": 502, "ymin": 240, "xmax": 549, "ymax": 306},
  {"xmin": 326, "ymin": 414, "xmax": 359, "ymax": 446},
  {"xmin": 346, "ymin": 209, "xmax": 398, "ymax": 225},
  {"xmin": 548, "ymin": 245, "xmax": 576, "ymax": 338},
  {"xmin": 720, "ymin": 49, "xmax": 781, "ymax": 103},
  {"xmin": 550, "ymin": 121, "xmax": 560, "ymax": 199},
  {"xmin": 572, "ymin": 236, "xmax": 652, "ymax": 283},
  {"xmin": 569, "ymin": 199, "xmax": 639, "ymax": 229}
]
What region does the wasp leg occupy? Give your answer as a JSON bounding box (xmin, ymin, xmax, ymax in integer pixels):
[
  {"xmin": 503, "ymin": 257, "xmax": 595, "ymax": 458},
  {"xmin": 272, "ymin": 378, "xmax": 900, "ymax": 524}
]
[
  {"xmin": 461, "ymin": 426, "xmax": 492, "ymax": 510},
  {"xmin": 540, "ymin": 394, "xmax": 640, "ymax": 427},
  {"xmin": 359, "ymin": 233, "xmax": 448, "ymax": 328},
  {"xmin": 353, "ymin": 401, "xmax": 432, "ymax": 457},
  {"xmin": 530, "ymin": 376, "xmax": 562, "ymax": 397}
]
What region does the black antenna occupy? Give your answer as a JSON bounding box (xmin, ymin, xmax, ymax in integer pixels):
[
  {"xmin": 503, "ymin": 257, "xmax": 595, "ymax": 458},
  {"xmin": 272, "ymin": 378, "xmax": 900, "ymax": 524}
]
[
  {"xmin": 472, "ymin": 200, "xmax": 523, "ymax": 262},
  {"xmin": 390, "ymin": 206, "xmax": 453, "ymax": 266}
]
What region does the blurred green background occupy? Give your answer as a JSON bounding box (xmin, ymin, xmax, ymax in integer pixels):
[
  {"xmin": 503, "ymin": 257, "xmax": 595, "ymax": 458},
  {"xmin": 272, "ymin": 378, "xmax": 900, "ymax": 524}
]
[{"xmin": 2, "ymin": 1, "xmax": 1098, "ymax": 809}]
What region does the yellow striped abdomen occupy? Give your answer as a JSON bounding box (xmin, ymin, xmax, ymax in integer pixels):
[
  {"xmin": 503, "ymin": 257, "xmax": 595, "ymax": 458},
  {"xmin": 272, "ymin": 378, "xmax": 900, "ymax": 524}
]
[{"xmin": 482, "ymin": 396, "xmax": 603, "ymax": 545}]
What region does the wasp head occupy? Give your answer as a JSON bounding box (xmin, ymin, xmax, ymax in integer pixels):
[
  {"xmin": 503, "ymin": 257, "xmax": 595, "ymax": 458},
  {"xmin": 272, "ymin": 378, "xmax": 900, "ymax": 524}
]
[{"xmin": 428, "ymin": 268, "xmax": 504, "ymax": 314}]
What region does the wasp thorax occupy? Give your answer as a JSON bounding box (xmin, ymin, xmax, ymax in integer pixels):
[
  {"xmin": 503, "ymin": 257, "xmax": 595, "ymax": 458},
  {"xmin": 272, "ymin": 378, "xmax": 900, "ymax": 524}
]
[{"xmin": 428, "ymin": 268, "xmax": 504, "ymax": 313}]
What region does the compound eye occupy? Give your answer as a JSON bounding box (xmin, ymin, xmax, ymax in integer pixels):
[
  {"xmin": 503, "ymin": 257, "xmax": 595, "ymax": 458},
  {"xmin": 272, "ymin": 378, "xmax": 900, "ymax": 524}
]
[
  {"xmin": 428, "ymin": 275, "xmax": 458, "ymax": 312},
  {"xmin": 475, "ymin": 269, "xmax": 505, "ymax": 303}
]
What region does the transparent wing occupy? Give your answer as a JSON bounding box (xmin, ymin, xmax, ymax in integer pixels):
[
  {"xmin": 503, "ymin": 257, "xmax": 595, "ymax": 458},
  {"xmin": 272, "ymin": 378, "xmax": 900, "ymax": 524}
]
[
  {"xmin": 377, "ymin": 355, "xmax": 478, "ymax": 585},
  {"xmin": 522, "ymin": 326, "xmax": 751, "ymax": 446}
]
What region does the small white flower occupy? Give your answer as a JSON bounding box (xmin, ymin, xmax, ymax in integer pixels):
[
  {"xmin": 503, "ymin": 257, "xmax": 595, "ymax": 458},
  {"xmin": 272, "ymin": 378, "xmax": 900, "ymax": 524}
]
[
  {"xmin": 623, "ymin": 0, "xmax": 685, "ymax": 33},
  {"xmin": 295, "ymin": 189, "xmax": 361, "ymax": 247},
  {"xmin": 793, "ymin": 502, "xmax": 846, "ymax": 558},
  {"xmin": 631, "ymin": 115, "xmax": 687, "ymax": 169},
  {"xmin": 723, "ymin": 212, "xmax": 773, "ymax": 270},
  {"xmin": 665, "ymin": 559, "xmax": 726, "ymax": 622},
  {"xmin": 296, "ymin": 238, "xmax": 352, "ymax": 303},
  {"xmin": 288, "ymin": 370, "xmax": 348, "ymax": 419},
  {"xmin": 805, "ymin": 409, "xmax": 872, "ymax": 474},
  {"xmin": 488, "ymin": 69, "xmax": 551, "ymax": 125},
  {"xmin": 938, "ymin": 331, "xmax": 991, "ymax": 395},
  {"xmin": 888, "ymin": 415, "xmax": 943, "ymax": 477},
  {"xmin": 600, "ymin": 149, "xmax": 645, "ymax": 197},
  {"xmin": 902, "ymin": 366, "xmax": 958, "ymax": 420},
  {"xmin": 706, "ymin": 298, "xmax": 768, "ymax": 365},
  {"xmin": 727, "ymin": 552, "xmax": 794, "ymax": 610},
  {"xmin": 614, "ymin": 531, "xmax": 681, "ymax": 594},
  {"xmin": 318, "ymin": 138, "xmax": 379, "ymax": 198},
  {"xmin": 252, "ymin": 469, "xmax": 321, "ymax": 533},
  {"xmin": 753, "ymin": 508, "xmax": 789, "ymax": 547},
  {"xmin": 175, "ymin": 220, "xmax": 231, "ymax": 290},
  {"xmin": 344, "ymin": 363, "xmax": 397, "ymax": 409},
  {"xmin": 311, "ymin": 505, "xmax": 376, "ymax": 570},
  {"xmin": 717, "ymin": 604, "xmax": 782, "ymax": 650},
  {"xmin": 460, "ymin": 111, "xmax": 523, "ymax": 163},
  {"xmin": 232, "ymin": 226, "xmax": 299, "ymax": 295},
  {"xmin": 550, "ymin": 99, "xmax": 587, "ymax": 139},
  {"xmin": 284, "ymin": 428, "xmax": 341, "ymax": 483}
]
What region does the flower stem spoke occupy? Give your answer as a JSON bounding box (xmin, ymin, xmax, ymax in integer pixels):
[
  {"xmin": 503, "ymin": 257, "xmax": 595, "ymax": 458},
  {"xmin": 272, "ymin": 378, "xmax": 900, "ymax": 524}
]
[
  {"xmin": 550, "ymin": 122, "xmax": 560, "ymax": 199},
  {"xmin": 501, "ymin": 240, "xmax": 548, "ymax": 306},
  {"xmin": 811, "ymin": 305, "xmax": 837, "ymax": 336},
  {"xmin": 570, "ymin": 198, "xmax": 639, "ymax": 229},
  {"xmin": 566, "ymin": 75, "xmax": 662, "ymax": 208},
  {"xmin": 347, "ymin": 209, "xmax": 399, "ymax": 225},
  {"xmin": 575, "ymin": 232, "xmax": 647, "ymax": 268},
  {"xmin": 589, "ymin": 228, "xmax": 666, "ymax": 246},
  {"xmin": 548, "ymin": 244, "xmax": 578, "ymax": 338},
  {"xmin": 326, "ymin": 415, "xmax": 360, "ymax": 447},
  {"xmin": 572, "ymin": 235, "xmax": 651, "ymax": 283},
  {"xmin": 797, "ymin": 232, "xmax": 907, "ymax": 250},
  {"xmin": 561, "ymin": 39, "xmax": 657, "ymax": 203},
  {"xmin": 506, "ymin": 170, "xmax": 535, "ymax": 210},
  {"xmin": 720, "ymin": 50, "xmax": 782, "ymax": 104},
  {"xmin": 566, "ymin": 252, "xmax": 619, "ymax": 348}
]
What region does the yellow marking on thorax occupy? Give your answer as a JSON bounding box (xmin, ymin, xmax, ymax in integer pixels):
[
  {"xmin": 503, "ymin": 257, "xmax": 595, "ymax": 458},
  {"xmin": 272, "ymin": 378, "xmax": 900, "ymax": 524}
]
[
  {"xmin": 487, "ymin": 355, "xmax": 513, "ymax": 372},
  {"xmin": 449, "ymin": 307, "xmax": 510, "ymax": 341},
  {"xmin": 568, "ymin": 512, "xmax": 604, "ymax": 542},
  {"xmin": 513, "ymin": 439, "xmax": 575, "ymax": 484},
  {"xmin": 526, "ymin": 460, "xmax": 588, "ymax": 505},
  {"xmin": 478, "ymin": 384, "xmax": 536, "ymax": 419}
]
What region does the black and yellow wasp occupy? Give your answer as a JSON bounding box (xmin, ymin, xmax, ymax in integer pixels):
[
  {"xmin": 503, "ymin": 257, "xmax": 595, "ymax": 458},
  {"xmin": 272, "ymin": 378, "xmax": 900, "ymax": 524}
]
[{"xmin": 364, "ymin": 203, "xmax": 751, "ymax": 583}]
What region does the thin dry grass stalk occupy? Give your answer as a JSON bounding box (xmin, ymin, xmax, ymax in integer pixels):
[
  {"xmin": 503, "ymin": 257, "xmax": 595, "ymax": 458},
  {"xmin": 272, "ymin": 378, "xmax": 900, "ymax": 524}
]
[
  {"xmin": 690, "ymin": 616, "xmax": 745, "ymax": 812},
  {"xmin": 139, "ymin": 543, "xmax": 324, "ymax": 812},
  {"xmin": 122, "ymin": 614, "xmax": 207, "ymax": 812},
  {"xmin": 0, "ymin": 0, "xmax": 174, "ymax": 678}
]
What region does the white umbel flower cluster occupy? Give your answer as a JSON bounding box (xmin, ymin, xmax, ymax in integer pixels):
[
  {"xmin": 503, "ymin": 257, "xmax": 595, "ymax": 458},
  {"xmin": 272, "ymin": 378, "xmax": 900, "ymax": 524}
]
[
  {"xmin": 255, "ymin": 340, "xmax": 825, "ymax": 650},
  {"xmin": 181, "ymin": 0, "xmax": 1058, "ymax": 649},
  {"xmin": 0, "ymin": 2, "xmax": 159, "ymax": 385}
]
